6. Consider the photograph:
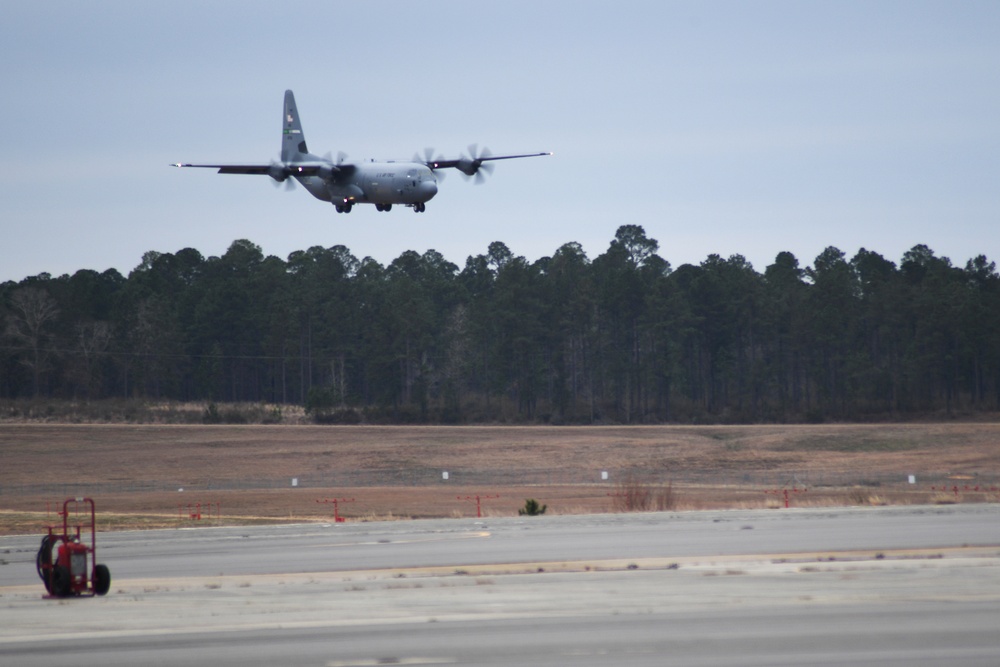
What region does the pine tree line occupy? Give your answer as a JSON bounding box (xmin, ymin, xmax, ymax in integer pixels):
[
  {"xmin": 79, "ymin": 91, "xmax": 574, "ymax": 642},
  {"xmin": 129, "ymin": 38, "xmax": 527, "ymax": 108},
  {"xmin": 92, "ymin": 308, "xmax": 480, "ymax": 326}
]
[{"xmin": 3, "ymin": 225, "xmax": 998, "ymax": 423}]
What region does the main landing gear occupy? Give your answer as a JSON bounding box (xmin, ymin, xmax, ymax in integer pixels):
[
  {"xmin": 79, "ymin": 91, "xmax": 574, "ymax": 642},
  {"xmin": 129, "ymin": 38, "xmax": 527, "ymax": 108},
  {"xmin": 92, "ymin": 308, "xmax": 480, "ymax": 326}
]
[
  {"xmin": 376, "ymin": 202, "xmax": 426, "ymax": 212},
  {"xmin": 334, "ymin": 202, "xmax": 426, "ymax": 213}
]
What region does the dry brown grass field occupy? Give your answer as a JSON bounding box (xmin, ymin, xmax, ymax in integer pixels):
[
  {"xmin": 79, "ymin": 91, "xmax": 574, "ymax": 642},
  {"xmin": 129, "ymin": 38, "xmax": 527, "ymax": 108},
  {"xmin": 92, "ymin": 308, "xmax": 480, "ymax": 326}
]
[{"xmin": 2, "ymin": 422, "xmax": 999, "ymax": 534}]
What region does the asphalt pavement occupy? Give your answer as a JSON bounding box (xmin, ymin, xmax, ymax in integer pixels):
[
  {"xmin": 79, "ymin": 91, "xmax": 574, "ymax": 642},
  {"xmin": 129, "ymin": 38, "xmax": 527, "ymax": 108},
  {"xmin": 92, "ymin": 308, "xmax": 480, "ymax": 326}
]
[{"xmin": 1, "ymin": 505, "xmax": 999, "ymax": 666}]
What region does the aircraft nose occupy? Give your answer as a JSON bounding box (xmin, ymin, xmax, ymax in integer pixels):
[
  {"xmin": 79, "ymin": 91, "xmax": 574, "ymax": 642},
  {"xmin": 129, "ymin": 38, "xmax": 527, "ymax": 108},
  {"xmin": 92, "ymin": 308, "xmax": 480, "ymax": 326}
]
[{"xmin": 421, "ymin": 179, "xmax": 438, "ymax": 199}]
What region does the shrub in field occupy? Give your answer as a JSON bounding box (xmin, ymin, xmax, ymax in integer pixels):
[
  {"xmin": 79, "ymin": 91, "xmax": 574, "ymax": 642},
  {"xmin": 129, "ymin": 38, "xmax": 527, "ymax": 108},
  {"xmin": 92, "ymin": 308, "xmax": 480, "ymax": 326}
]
[
  {"xmin": 931, "ymin": 492, "xmax": 959, "ymax": 505},
  {"xmin": 847, "ymin": 487, "xmax": 888, "ymax": 506},
  {"xmin": 519, "ymin": 499, "xmax": 547, "ymax": 516},
  {"xmin": 654, "ymin": 481, "xmax": 676, "ymax": 511},
  {"xmin": 847, "ymin": 487, "xmax": 869, "ymax": 505},
  {"xmin": 312, "ymin": 408, "xmax": 363, "ymax": 424},
  {"xmin": 611, "ymin": 476, "xmax": 676, "ymax": 512},
  {"xmin": 202, "ymin": 402, "xmax": 222, "ymax": 423}
]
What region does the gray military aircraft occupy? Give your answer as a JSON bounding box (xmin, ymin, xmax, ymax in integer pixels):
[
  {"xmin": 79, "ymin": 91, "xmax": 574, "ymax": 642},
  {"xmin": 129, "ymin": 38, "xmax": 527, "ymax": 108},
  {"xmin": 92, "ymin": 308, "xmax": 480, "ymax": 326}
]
[{"xmin": 173, "ymin": 90, "xmax": 551, "ymax": 213}]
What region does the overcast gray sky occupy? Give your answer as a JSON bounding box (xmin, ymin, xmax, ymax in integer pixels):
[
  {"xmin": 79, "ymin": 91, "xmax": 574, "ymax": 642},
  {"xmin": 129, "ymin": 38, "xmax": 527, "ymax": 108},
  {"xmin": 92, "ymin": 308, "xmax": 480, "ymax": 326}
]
[{"xmin": 2, "ymin": 1, "xmax": 998, "ymax": 282}]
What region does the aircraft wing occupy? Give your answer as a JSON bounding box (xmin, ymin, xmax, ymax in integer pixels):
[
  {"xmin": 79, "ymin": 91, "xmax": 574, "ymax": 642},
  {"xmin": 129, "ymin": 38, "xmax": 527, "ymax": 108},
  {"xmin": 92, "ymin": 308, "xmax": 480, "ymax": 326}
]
[
  {"xmin": 172, "ymin": 164, "xmax": 271, "ymax": 174},
  {"xmin": 171, "ymin": 162, "xmax": 355, "ymax": 178},
  {"xmin": 172, "ymin": 163, "xmax": 323, "ymax": 176},
  {"xmin": 425, "ymin": 151, "xmax": 552, "ymax": 171}
]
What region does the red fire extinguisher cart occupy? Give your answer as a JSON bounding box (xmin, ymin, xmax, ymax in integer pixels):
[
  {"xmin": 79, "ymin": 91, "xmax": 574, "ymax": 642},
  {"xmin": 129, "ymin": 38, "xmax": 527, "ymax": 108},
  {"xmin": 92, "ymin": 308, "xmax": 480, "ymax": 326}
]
[{"xmin": 36, "ymin": 498, "xmax": 111, "ymax": 597}]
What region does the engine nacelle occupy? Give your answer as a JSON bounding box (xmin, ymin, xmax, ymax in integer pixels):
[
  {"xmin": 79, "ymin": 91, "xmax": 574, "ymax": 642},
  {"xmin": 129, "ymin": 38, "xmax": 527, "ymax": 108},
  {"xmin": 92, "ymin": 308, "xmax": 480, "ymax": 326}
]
[
  {"xmin": 455, "ymin": 157, "xmax": 477, "ymax": 176},
  {"xmin": 317, "ymin": 163, "xmax": 337, "ymax": 181},
  {"xmin": 267, "ymin": 164, "xmax": 289, "ymax": 182}
]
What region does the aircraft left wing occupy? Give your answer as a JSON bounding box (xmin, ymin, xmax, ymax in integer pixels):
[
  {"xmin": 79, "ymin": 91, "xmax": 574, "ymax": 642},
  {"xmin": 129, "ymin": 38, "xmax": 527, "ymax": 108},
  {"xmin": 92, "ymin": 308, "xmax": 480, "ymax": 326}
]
[{"xmin": 424, "ymin": 151, "xmax": 552, "ymax": 175}]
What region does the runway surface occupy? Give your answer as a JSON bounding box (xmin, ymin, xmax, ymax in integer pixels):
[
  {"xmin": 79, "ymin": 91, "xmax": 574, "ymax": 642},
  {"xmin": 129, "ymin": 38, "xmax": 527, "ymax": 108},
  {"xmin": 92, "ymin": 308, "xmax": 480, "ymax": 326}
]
[{"xmin": 2, "ymin": 505, "xmax": 999, "ymax": 666}]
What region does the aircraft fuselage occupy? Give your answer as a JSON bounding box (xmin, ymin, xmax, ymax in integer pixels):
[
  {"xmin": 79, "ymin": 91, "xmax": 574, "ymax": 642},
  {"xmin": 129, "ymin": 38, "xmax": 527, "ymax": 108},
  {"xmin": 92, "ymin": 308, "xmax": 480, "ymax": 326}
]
[{"xmin": 298, "ymin": 161, "xmax": 438, "ymax": 212}]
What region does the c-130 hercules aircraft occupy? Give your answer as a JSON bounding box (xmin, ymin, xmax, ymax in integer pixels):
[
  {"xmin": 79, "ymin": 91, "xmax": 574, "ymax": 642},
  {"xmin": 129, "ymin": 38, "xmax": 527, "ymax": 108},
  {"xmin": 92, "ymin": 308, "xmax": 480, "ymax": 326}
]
[{"xmin": 173, "ymin": 90, "xmax": 551, "ymax": 213}]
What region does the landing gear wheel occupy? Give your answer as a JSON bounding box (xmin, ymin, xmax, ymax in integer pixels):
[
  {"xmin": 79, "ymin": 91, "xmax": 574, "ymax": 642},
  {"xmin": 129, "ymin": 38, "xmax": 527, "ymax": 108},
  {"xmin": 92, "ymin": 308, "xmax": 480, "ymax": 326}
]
[
  {"xmin": 94, "ymin": 564, "xmax": 111, "ymax": 596},
  {"xmin": 414, "ymin": 203, "xmax": 426, "ymax": 213}
]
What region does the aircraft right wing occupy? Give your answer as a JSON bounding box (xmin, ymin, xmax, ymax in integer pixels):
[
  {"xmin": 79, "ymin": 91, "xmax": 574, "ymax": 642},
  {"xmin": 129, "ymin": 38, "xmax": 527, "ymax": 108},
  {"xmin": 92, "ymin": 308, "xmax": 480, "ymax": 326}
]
[
  {"xmin": 173, "ymin": 163, "xmax": 318, "ymax": 175},
  {"xmin": 172, "ymin": 164, "xmax": 272, "ymax": 174}
]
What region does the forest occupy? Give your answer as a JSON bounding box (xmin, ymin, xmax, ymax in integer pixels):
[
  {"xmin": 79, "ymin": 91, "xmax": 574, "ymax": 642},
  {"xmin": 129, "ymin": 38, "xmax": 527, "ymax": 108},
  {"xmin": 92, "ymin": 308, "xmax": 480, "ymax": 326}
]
[{"xmin": 2, "ymin": 225, "xmax": 999, "ymax": 423}]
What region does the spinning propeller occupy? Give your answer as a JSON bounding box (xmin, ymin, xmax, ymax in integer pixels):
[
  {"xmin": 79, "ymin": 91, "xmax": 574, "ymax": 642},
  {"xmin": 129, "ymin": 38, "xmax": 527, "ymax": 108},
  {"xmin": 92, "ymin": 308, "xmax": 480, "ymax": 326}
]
[
  {"xmin": 456, "ymin": 144, "xmax": 495, "ymax": 184},
  {"xmin": 268, "ymin": 161, "xmax": 296, "ymax": 190},
  {"xmin": 415, "ymin": 148, "xmax": 448, "ymax": 180}
]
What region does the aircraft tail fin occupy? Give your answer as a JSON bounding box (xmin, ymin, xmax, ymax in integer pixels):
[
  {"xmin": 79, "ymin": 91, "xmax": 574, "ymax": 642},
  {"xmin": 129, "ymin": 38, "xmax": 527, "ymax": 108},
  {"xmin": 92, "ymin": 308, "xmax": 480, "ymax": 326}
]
[{"xmin": 281, "ymin": 90, "xmax": 310, "ymax": 163}]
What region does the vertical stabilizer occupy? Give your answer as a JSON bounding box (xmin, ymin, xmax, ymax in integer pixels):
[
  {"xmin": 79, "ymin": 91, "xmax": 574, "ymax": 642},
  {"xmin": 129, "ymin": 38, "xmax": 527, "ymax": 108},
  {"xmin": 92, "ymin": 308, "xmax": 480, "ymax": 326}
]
[{"xmin": 281, "ymin": 90, "xmax": 309, "ymax": 163}]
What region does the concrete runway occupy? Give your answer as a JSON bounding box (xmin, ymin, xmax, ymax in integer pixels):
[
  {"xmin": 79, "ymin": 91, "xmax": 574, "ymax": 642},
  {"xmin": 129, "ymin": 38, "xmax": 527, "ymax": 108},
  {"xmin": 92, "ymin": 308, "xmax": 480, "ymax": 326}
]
[{"xmin": 2, "ymin": 505, "xmax": 999, "ymax": 666}]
